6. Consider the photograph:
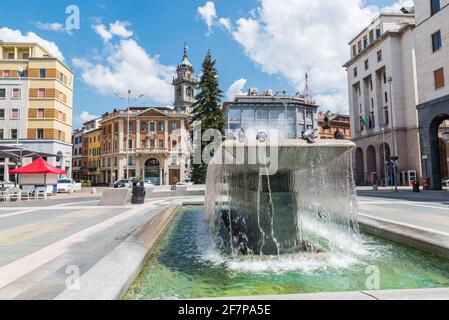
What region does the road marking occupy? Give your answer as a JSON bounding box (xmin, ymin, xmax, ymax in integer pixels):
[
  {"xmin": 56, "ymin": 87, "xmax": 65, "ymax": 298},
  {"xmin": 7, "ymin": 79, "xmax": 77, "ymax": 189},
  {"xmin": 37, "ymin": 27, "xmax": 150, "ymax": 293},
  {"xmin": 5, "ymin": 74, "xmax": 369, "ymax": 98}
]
[
  {"xmin": 359, "ymin": 213, "xmax": 449, "ymax": 237},
  {"xmin": 0, "ymin": 202, "xmax": 160, "ymax": 289},
  {"xmin": 0, "ymin": 209, "xmax": 39, "ymax": 219},
  {"xmin": 358, "ymin": 198, "xmax": 449, "ymax": 211},
  {"xmin": 53, "ymin": 200, "xmax": 99, "ymax": 207}
]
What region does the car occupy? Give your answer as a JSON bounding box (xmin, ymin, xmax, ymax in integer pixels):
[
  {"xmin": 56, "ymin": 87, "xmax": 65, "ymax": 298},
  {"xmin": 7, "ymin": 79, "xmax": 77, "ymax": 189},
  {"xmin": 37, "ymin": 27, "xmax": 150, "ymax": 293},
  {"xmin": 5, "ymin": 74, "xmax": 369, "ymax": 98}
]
[
  {"xmin": 57, "ymin": 179, "xmax": 74, "ymax": 193},
  {"xmin": 442, "ymin": 178, "xmax": 449, "ymax": 187},
  {"xmin": 0, "ymin": 181, "xmax": 15, "ymax": 189},
  {"xmin": 176, "ymin": 180, "xmax": 193, "ymax": 186},
  {"xmin": 113, "ymin": 179, "xmax": 133, "ymax": 189},
  {"xmin": 143, "ymin": 180, "xmax": 155, "ymax": 188}
]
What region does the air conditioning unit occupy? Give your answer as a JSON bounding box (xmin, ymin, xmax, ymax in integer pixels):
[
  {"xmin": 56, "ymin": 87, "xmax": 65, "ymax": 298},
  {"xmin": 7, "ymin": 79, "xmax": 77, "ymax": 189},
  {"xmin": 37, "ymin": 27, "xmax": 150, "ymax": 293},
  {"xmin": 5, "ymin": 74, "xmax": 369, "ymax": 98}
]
[{"xmin": 248, "ymin": 88, "xmax": 258, "ymax": 96}]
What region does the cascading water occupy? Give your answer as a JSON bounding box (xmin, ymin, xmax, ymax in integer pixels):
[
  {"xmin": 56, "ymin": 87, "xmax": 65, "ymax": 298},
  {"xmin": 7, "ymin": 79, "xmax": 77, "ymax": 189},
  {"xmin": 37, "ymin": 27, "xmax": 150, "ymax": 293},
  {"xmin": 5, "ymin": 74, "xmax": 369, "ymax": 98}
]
[{"xmin": 204, "ymin": 138, "xmax": 361, "ymax": 257}]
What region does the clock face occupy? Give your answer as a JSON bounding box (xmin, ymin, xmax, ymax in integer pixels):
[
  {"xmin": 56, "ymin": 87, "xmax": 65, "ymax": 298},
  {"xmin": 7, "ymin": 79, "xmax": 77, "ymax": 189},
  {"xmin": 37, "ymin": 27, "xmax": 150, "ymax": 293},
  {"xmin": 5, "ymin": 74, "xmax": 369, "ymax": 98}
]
[{"xmin": 186, "ymin": 106, "xmax": 193, "ymax": 114}]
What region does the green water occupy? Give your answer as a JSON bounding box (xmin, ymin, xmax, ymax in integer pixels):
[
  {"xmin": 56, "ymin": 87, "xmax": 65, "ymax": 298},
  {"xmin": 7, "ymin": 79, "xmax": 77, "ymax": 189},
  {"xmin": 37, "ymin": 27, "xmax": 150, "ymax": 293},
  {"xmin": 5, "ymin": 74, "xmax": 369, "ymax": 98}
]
[{"xmin": 125, "ymin": 207, "xmax": 449, "ymax": 299}]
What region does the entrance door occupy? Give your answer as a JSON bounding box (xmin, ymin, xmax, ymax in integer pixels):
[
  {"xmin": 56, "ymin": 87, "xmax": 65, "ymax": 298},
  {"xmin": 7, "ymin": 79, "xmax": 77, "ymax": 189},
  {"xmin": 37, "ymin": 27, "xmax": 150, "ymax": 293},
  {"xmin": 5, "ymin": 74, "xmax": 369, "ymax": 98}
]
[{"xmin": 144, "ymin": 158, "xmax": 161, "ymax": 185}]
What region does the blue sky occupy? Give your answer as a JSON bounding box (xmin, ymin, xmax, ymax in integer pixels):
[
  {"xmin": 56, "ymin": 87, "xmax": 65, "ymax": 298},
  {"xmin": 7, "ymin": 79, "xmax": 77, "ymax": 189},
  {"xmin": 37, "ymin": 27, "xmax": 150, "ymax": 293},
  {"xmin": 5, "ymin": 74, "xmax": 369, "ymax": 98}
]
[{"xmin": 0, "ymin": 0, "xmax": 409, "ymax": 128}]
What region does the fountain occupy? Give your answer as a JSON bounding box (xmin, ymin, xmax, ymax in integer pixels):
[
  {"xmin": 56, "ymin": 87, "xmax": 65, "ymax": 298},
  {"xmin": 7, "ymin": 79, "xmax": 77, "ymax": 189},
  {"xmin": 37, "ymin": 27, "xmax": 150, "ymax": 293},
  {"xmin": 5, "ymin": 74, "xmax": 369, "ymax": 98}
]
[{"xmin": 204, "ymin": 137, "xmax": 358, "ymax": 256}]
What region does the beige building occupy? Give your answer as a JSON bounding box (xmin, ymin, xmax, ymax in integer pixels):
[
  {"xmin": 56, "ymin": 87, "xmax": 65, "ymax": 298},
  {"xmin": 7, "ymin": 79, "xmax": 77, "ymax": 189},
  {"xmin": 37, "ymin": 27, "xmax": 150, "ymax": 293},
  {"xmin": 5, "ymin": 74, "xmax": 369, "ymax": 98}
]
[
  {"xmin": 415, "ymin": 0, "xmax": 449, "ymax": 189},
  {"xmin": 99, "ymin": 107, "xmax": 191, "ymax": 185},
  {"xmin": 0, "ymin": 41, "xmax": 73, "ymax": 180},
  {"xmin": 344, "ymin": 11, "xmax": 421, "ymax": 186}
]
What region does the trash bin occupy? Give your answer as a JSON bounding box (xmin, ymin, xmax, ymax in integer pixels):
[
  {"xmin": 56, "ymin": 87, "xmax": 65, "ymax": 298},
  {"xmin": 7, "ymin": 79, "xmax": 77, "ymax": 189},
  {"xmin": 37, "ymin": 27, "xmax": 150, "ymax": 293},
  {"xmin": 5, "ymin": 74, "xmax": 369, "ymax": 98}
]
[
  {"xmin": 413, "ymin": 180, "xmax": 420, "ymax": 193},
  {"xmin": 131, "ymin": 184, "xmax": 146, "ymax": 204}
]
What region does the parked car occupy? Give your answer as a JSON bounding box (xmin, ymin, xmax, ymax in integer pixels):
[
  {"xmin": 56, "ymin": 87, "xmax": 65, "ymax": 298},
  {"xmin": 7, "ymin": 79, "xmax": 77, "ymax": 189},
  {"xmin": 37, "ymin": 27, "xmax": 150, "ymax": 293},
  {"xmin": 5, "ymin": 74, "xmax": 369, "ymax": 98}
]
[
  {"xmin": 143, "ymin": 180, "xmax": 154, "ymax": 188},
  {"xmin": 176, "ymin": 180, "xmax": 193, "ymax": 186},
  {"xmin": 113, "ymin": 179, "xmax": 133, "ymax": 189},
  {"xmin": 442, "ymin": 178, "xmax": 449, "ymax": 187},
  {"xmin": 57, "ymin": 179, "xmax": 74, "ymax": 193},
  {"xmin": 0, "ymin": 181, "xmax": 15, "ymax": 189}
]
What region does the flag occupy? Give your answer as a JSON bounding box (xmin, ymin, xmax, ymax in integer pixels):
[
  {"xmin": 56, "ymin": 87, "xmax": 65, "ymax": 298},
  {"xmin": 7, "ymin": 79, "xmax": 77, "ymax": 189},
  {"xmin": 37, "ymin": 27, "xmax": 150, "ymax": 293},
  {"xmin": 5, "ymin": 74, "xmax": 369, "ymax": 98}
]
[{"xmin": 360, "ymin": 117, "xmax": 367, "ymax": 131}]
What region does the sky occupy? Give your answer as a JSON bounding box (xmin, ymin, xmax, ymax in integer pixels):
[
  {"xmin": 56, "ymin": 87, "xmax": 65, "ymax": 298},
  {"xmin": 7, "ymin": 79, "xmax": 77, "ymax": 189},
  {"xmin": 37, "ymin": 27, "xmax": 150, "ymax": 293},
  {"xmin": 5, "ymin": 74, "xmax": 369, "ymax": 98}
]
[{"xmin": 0, "ymin": 0, "xmax": 414, "ymax": 128}]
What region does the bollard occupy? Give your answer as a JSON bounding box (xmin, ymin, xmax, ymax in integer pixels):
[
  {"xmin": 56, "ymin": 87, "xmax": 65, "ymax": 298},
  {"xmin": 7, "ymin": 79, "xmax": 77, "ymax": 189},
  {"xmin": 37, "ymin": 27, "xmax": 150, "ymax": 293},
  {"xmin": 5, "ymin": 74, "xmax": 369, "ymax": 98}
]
[
  {"xmin": 132, "ymin": 185, "xmax": 146, "ymax": 204},
  {"xmin": 91, "ymin": 187, "xmax": 97, "ymax": 194}
]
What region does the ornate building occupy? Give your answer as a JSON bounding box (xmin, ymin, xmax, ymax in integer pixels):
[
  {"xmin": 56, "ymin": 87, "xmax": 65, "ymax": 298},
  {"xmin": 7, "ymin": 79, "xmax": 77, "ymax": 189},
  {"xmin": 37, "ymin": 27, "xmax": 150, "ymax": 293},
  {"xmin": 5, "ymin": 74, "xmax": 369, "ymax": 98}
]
[
  {"xmin": 172, "ymin": 45, "xmax": 197, "ymax": 112},
  {"xmin": 317, "ymin": 112, "xmax": 351, "ymax": 140},
  {"xmin": 98, "ymin": 47, "xmax": 194, "ymax": 185}
]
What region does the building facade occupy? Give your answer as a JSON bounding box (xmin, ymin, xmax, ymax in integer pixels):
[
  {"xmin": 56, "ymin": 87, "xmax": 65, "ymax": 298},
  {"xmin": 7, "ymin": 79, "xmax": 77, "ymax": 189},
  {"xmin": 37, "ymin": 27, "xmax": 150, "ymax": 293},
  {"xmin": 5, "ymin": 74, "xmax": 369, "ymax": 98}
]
[
  {"xmin": 85, "ymin": 126, "xmax": 101, "ymax": 184},
  {"xmin": 0, "ymin": 41, "xmax": 74, "ymax": 180},
  {"xmin": 99, "ymin": 107, "xmax": 190, "ymax": 185},
  {"xmin": 71, "ymin": 128, "xmax": 83, "ymax": 181},
  {"xmin": 415, "ymin": 0, "xmax": 449, "ymax": 189},
  {"xmin": 344, "ymin": 12, "xmax": 421, "ymax": 186},
  {"xmin": 317, "ymin": 112, "xmax": 351, "ymax": 140},
  {"xmin": 223, "ymin": 89, "xmax": 318, "ymax": 140}
]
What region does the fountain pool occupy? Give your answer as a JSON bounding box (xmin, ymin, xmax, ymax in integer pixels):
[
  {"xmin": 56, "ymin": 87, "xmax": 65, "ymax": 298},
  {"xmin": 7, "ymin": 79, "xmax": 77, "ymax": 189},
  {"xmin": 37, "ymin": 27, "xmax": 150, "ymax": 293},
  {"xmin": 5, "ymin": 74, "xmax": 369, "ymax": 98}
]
[{"xmin": 125, "ymin": 206, "xmax": 449, "ymax": 300}]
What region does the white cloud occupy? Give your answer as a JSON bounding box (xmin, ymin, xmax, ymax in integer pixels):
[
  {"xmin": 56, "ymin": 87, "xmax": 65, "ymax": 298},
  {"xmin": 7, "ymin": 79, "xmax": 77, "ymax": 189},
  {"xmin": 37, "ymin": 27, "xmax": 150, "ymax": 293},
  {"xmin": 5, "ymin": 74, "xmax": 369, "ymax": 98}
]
[
  {"xmin": 219, "ymin": 17, "xmax": 232, "ymax": 32},
  {"xmin": 381, "ymin": 0, "xmax": 414, "ymax": 12},
  {"xmin": 79, "ymin": 111, "xmax": 99, "ymax": 123},
  {"xmin": 93, "ymin": 24, "xmax": 113, "ymax": 42},
  {"xmin": 219, "ymin": 0, "xmax": 380, "ymax": 113},
  {"xmin": 226, "ymin": 78, "xmax": 247, "ymax": 101},
  {"xmin": 93, "ymin": 20, "xmax": 133, "ymax": 42},
  {"xmin": 109, "ymin": 21, "xmax": 133, "ymax": 38},
  {"xmin": 198, "ymin": 1, "xmax": 217, "ymax": 34},
  {"xmin": 0, "ymin": 27, "xmax": 64, "ymax": 60},
  {"xmin": 36, "ymin": 21, "xmax": 66, "ymax": 33},
  {"xmin": 73, "ymin": 38, "xmax": 175, "ymax": 104}
]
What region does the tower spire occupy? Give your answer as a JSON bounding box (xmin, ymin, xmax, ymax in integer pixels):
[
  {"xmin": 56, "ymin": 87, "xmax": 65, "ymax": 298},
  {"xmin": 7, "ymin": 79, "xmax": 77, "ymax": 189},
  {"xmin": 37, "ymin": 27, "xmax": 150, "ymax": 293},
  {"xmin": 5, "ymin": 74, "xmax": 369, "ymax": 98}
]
[{"xmin": 183, "ymin": 41, "xmax": 188, "ymax": 60}]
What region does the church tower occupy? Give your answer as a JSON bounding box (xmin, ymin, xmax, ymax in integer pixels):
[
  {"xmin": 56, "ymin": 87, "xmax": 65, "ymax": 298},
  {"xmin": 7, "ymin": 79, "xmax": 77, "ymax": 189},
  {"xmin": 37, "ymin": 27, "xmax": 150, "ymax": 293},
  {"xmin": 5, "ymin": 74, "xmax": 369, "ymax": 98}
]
[{"xmin": 173, "ymin": 44, "xmax": 197, "ymax": 112}]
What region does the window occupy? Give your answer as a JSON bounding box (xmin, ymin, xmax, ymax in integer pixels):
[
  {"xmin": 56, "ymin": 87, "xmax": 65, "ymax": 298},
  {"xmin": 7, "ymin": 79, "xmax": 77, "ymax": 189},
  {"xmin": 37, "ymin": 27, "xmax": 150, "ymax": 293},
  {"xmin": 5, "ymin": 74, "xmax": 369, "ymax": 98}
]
[
  {"xmin": 22, "ymin": 53, "xmax": 29, "ymax": 59},
  {"xmin": 38, "ymin": 108, "xmax": 44, "ymax": 118},
  {"xmin": 376, "ymin": 28, "xmax": 381, "ymax": 38},
  {"xmin": 364, "ymin": 59, "xmax": 369, "ymax": 70},
  {"xmin": 37, "ymin": 129, "xmax": 44, "ymax": 140},
  {"xmin": 370, "ymin": 112, "xmax": 375, "ymax": 129},
  {"xmin": 149, "ymin": 122, "xmax": 156, "ymax": 132},
  {"xmin": 357, "ymin": 40, "xmax": 362, "ymax": 52},
  {"xmin": 369, "ymin": 30, "xmax": 374, "ymax": 44},
  {"xmin": 432, "ymin": 31, "xmax": 442, "ymax": 52},
  {"xmin": 159, "ymin": 122, "xmax": 165, "ymax": 132},
  {"xmin": 12, "ymin": 88, "xmax": 21, "ymax": 99},
  {"xmin": 371, "ymin": 98, "xmax": 374, "ymax": 109},
  {"xmin": 0, "ymin": 88, "xmax": 5, "ymax": 98},
  {"xmin": 38, "ymin": 88, "xmax": 45, "ymax": 98},
  {"xmin": 383, "ymin": 72, "xmax": 387, "ymax": 84},
  {"xmin": 0, "ymin": 109, "xmax": 4, "ymax": 119},
  {"xmin": 352, "ymin": 45, "xmax": 357, "ymax": 57},
  {"xmin": 172, "ymin": 139, "xmax": 178, "ymax": 149},
  {"xmin": 434, "ymin": 68, "xmax": 445, "ymax": 89},
  {"xmin": 11, "ymin": 129, "xmax": 17, "ymax": 139},
  {"xmin": 172, "ymin": 122, "xmax": 177, "ymax": 131},
  {"xmin": 353, "ymin": 67, "xmax": 358, "ymax": 78},
  {"xmin": 8, "ymin": 53, "xmax": 14, "ymax": 59},
  {"xmin": 384, "ymin": 106, "xmax": 390, "ymax": 125},
  {"xmin": 377, "ymin": 50, "xmax": 382, "ymax": 62},
  {"xmin": 128, "ymin": 139, "xmax": 133, "ymax": 149},
  {"xmin": 431, "ymin": 0, "xmax": 440, "ymax": 15},
  {"xmin": 370, "ymin": 79, "xmax": 373, "ymax": 91},
  {"xmin": 363, "ymin": 36, "xmax": 368, "ymax": 49},
  {"xmin": 159, "ymin": 140, "xmax": 164, "ymax": 148},
  {"xmin": 11, "ymin": 108, "xmax": 19, "ymax": 119},
  {"xmin": 58, "ymin": 111, "xmax": 63, "ymax": 120},
  {"xmin": 58, "ymin": 130, "xmax": 62, "ymax": 141},
  {"xmin": 0, "ymin": 129, "xmax": 3, "ymax": 140},
  {"xmin": 128, "ymin": 156, "xmax": 133, "ymax": 166},
  {"xmin": 3, "ymin": 70, "xmax": 10, "ymax": 77},
  {"xmin": 39, "ymin": 69, "xmax": 46, "ymax": 78},
  {"xmin": 385, "ymin": 92, "xmax": 388, "ymax": 103}
]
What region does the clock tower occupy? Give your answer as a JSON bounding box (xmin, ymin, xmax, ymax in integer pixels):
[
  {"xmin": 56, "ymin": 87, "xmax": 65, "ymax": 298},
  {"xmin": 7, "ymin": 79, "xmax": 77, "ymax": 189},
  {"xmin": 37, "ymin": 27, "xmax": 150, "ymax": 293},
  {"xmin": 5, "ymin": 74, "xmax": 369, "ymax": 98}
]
[{"xmin": 173, "ymin": 44, "xmax": 197, "ymax": 112}]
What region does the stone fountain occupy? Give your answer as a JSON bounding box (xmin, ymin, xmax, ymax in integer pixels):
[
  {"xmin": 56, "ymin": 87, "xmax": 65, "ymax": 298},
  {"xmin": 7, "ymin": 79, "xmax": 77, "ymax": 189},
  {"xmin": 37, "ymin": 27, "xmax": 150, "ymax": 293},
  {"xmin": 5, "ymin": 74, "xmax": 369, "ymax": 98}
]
[{"xmin": 205, "ymin": 138, "xmax": 357, "ymax": 256}]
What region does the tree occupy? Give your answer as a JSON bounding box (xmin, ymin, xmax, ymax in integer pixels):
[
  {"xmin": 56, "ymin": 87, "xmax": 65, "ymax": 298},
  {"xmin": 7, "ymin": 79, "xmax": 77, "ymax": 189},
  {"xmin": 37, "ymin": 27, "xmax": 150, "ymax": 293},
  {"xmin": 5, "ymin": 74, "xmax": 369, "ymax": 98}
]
[{"xmin": 190, "ymin": 50, "xmax": 224, "ymax": 184}]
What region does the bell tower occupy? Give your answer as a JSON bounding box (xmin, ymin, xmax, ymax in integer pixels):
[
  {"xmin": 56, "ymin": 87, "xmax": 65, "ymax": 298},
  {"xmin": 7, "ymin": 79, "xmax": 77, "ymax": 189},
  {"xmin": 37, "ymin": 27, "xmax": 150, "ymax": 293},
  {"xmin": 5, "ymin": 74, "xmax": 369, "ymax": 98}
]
[{"xmin": 173, "ymin": 44, "xmax": 197, "ymax": 112}]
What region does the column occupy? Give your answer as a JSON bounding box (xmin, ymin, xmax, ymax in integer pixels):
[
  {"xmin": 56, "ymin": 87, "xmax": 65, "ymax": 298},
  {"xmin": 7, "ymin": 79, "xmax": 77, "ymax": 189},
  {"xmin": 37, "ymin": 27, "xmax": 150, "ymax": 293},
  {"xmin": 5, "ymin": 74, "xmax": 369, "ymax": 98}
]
[
  {"xmin": 29, "ymin": 47, "xmax": 32, "ymax": 58},
  {"xmin": 118, "ymin": 157, "xmax": 125, "ymax": 180},
  {"xmin": 165, "ymin": 119, "xmax": 169, "ymax": 150},
  {"xmin": 160, "ymin": 168, "xmax": 163, "ymax": 186},
  {"xmin": 4, "ymin": 159, "xmax": 9, "ymax": 182},
  {"xmin": 0, "ymin": 48, "xmax": 3, "ymax": 60},
  {"xmin": 164, "ymin": 159, "xmax": 169, "ymax": 185},
  {"xmin": 180, "ymin": 157, "xmax": 186, "ymax": 182},
  {"xmin": 118, "ymin": 120, "xmax": 124, "ymax": 153},
  {"xmin": 136, "ymin": 119, "xmax": 141, "ymax": 149},
  {"xmin": 136, "ymin": 156, "xmax": 141, "ymax": 179},
  {"xmin": 14, "ymin": 47, "xmax": 18, "ymax": 59}
]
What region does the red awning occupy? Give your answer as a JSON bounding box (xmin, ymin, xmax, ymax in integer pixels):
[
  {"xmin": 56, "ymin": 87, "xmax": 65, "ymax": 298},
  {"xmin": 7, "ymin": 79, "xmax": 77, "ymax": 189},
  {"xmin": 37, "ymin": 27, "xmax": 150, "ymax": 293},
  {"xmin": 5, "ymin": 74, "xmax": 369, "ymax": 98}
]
[{"xmin": 9, "ymin": 158, "xmax": 67, "ymax": 175}]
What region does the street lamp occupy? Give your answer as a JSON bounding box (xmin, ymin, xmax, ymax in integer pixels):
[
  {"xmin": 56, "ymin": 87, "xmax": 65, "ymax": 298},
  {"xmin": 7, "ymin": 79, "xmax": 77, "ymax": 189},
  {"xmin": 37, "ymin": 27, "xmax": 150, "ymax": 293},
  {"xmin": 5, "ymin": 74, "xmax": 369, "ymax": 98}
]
[
  {"xmin": 14, "ymin": 67, "xmax": 24, "ymax": 186},
  {"xmin": 381, "ymin": 127, "xmax": 388, "ymax": 187},
  {"xmin": 387, "ymin": 76, "xmax": 398, "ymax": 192},
  {"xmin": 113, "ymin": 90, "xmax": 144, "ymax": 180}
]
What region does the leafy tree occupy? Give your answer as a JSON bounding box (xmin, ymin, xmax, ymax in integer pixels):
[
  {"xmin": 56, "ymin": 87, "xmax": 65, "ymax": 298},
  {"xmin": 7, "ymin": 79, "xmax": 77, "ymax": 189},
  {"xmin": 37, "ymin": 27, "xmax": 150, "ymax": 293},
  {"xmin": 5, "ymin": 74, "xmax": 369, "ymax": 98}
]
[{"xmin": 190, "ymin": 50, "xmax": 224, "ymax": 184}]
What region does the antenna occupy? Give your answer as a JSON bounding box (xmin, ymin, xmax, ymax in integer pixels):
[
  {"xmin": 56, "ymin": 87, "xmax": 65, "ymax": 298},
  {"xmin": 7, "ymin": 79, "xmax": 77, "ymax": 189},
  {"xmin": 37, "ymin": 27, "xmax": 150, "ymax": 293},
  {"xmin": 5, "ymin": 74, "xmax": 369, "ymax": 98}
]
[{"xmin": 301, "ymin": 72, "xmax": 313, "ymax": 103}]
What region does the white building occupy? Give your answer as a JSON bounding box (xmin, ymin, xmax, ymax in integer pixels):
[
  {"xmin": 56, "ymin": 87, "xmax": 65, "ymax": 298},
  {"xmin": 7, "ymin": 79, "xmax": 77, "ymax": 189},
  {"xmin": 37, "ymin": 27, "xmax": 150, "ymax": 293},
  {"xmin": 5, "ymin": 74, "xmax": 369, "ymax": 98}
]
[
  {"xmin": 415, "ymin": 0, "xmax": 449, "ymax": 189},
  {"xmin": 344, "ymin": 11, "xmax": 421, "ymax": 186}
]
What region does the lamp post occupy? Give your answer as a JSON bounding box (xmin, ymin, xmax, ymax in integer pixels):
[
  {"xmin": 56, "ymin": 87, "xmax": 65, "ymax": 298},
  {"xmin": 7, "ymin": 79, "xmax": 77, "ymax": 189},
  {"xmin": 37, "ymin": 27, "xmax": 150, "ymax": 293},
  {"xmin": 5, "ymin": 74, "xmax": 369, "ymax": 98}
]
[
  {"xmin": 113, "ymin": 90, "xmax": 144, "ymax": 180},
  {"xmin": 387, "ymin": 76, "xmax": 398, "ymax": 192},
  {"xmin": 14, "ymin": 67, "xmax": 24, "ymax": 186},
  {"xmin": 381, "ymin": 127, "xmax": 388, "ymax": 187}
]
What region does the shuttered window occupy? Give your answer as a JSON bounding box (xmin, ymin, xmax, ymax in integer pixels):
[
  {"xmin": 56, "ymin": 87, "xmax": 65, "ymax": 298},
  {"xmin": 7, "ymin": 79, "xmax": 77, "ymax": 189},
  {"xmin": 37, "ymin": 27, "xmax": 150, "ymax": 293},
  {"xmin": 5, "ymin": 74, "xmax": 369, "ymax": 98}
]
[{"xmin": 434, "ymin": 68, "xmax": 445, "ymax": 89}]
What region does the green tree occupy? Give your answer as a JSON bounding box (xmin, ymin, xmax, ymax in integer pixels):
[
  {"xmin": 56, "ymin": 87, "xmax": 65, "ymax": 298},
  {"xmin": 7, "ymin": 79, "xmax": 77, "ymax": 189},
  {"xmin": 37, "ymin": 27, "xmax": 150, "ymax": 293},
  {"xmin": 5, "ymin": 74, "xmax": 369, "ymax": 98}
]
[{"xmin": 190, "ymin": 50, "xmax": 224, "ymax": 184}]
